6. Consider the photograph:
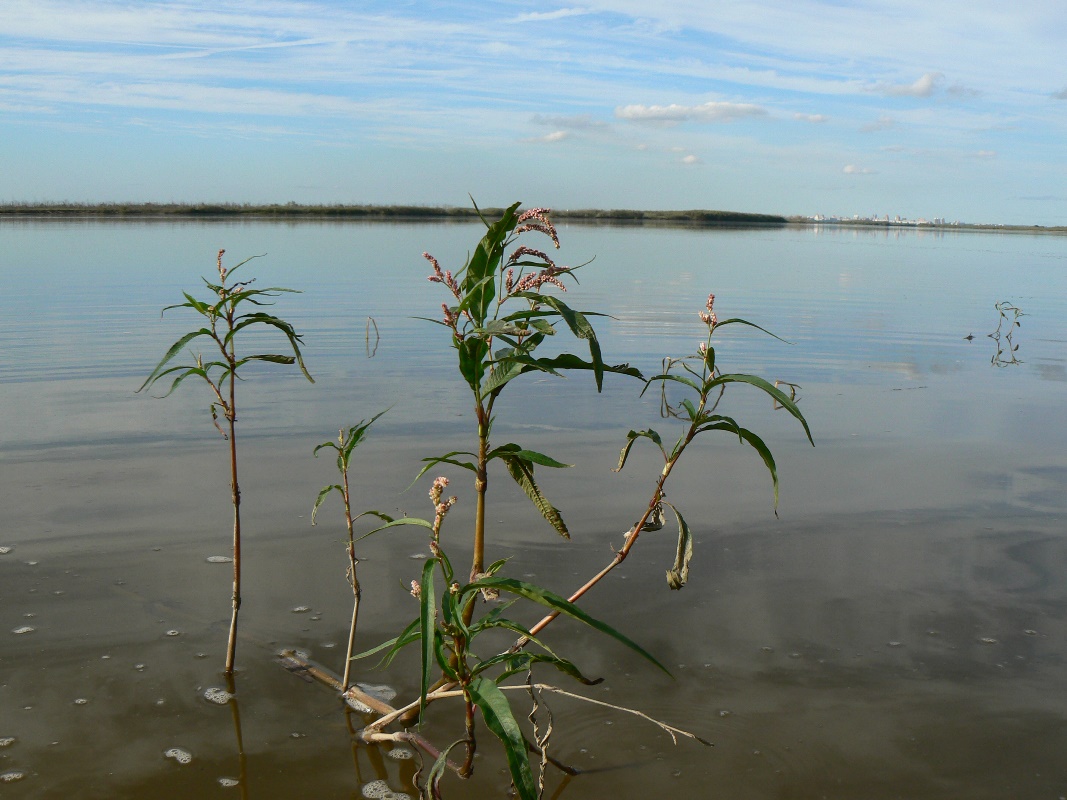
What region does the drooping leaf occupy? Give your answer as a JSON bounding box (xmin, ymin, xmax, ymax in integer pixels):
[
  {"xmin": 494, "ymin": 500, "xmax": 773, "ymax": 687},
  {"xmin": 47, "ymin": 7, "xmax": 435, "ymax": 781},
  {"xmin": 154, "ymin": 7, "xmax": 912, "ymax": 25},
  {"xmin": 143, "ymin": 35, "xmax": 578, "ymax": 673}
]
[
  {"xmin": 613, "ymin": 428, "xmax": 666, "ymax": 472},
  {"xmin": 468, "ymin": 676, "xmax": 539, "ymax": 800},
  {"xmin": 355, "ymin": 516, "xmax": 433, "ymax": 543},
  {"xmin": 466, "ymin": 577, "xmax": 670, "ymax": 676},
  {"xmin": 707, "ymin": 373, "xmax": 813, "ymax": 444},
  {"xmin": 662, "ymin": 500, "xmax": 693, "ymax": 590},
  {"xmin": 311, "ymin": 484, "xmax": 343, "ymax": 524},
  {"xmin": 137, "ymin": 328, "xmax": 213, "ymax": 392},
  {"xmin": 501, "ymin": 455, "xmax": 569, "ymax": 538}
]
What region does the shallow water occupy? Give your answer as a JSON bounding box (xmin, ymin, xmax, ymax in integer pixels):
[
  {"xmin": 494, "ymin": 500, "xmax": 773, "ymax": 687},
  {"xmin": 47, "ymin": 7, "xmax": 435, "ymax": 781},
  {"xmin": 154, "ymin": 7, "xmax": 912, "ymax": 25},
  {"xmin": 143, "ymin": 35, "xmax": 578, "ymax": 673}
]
[{"xmin": 2, "ymin": 220, "xmax": 1067, "ymax": 798}]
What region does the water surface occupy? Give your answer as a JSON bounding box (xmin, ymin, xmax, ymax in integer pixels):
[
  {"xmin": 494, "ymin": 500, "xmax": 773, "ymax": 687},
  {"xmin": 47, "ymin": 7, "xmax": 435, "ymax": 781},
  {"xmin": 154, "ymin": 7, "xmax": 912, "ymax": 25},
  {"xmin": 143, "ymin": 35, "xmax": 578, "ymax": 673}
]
[{"xmin": 2, "ymin": 220, "xmax": 1066, "ymax": 798}]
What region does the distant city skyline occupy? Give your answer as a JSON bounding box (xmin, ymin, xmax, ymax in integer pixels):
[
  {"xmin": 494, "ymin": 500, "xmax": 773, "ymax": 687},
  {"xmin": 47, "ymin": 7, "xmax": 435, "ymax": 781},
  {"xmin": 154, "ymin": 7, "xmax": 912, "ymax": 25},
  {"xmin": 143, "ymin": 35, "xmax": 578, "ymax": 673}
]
[{"xmin": 2, "ymin": 1, "xmax": 1067, "ymax": 225}]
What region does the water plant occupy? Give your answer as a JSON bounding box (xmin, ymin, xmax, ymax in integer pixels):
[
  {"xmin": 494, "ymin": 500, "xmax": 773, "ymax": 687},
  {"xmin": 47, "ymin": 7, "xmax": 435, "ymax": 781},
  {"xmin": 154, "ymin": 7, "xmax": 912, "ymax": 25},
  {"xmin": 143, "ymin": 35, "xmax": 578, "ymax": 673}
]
[
  {"xmin": 312, "ymin": 411, "xmax": 389, "ymax": 690},
  {"xmin": 138, "ymin": 249, "xmax": 313, "ymax": 674},
  {"xmin": 335, "ymin": 204, "xmax": 810, "ymax": 799}
]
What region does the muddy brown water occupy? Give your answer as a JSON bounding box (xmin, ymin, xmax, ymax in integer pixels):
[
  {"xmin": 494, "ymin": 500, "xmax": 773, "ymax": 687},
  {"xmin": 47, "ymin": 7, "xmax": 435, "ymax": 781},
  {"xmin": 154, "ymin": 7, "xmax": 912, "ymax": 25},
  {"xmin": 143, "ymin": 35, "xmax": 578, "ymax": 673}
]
[{"xmin": 2, "ymin": 220, "xmax": 1067, "ymax": 798}]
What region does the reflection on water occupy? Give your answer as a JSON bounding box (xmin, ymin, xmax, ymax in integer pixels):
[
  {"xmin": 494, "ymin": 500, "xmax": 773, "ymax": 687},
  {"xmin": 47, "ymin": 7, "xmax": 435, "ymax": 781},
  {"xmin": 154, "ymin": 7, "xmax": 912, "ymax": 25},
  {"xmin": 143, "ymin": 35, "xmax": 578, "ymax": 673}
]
[{"xmin": 2, "ymin": 221, "xmax": 1067, "ymax": 797}]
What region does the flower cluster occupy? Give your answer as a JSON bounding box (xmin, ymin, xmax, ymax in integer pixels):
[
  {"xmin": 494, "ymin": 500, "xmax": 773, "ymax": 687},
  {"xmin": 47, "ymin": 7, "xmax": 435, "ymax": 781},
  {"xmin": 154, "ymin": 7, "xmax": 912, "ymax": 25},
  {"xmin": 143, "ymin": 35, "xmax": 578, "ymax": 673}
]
[
  {"xmin": 425, "ymin": 252, "xmax": 462, "ymax": 300},
  {"xmin": 699, "ymin": 293, "xmax": 717, "ymax": 329},
  {"xmin": 429, "ymin": 476, "xmax": 458, "ymax": 540},
  {"xmin": 514, "ymin": 207, "xmax": 560, "ymax": 249},
  {"xmin": 504, "ymin": 246, "xmax": 570, "ymax": 295}
]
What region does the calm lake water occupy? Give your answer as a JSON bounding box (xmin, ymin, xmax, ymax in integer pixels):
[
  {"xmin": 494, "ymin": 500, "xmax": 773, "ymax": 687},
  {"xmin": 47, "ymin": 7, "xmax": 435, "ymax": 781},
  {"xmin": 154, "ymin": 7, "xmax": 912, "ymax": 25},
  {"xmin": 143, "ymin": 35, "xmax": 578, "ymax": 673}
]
[{"xmin": 2, "ymin": 219, "xmax": 1067, "ymax": 798}]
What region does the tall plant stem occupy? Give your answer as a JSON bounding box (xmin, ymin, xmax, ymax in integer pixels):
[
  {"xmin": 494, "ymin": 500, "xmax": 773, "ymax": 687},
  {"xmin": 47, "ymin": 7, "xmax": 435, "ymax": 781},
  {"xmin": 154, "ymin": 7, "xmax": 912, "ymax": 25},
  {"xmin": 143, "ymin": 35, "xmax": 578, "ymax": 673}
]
[
  {"xmin": 342, "ymin": 469, "xmax": 360, "ymax": 691},
  {"xmin": 225, "ymin": 332, "xmax": 242, "ymax": 675},
  {"xmin": 469, "ymin": 403, "xmax": 489, "ymax": 615}
]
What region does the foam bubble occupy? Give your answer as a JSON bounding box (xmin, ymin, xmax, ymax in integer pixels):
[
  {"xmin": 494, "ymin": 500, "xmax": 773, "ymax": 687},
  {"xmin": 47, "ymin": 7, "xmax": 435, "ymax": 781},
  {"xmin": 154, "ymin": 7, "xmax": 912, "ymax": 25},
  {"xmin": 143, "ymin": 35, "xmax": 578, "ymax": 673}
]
[
  {"xmin": 203, "ymin": 688, "xmax": 234, "ymax": 705},
  {"xmin": 979, "ymin": 637, "xmax": 998, "ymax": 645},
  {"xmin": 356, "ymin": 683, "xmax": 398, "ymax": 703},
  {"xmin": 362, "ymin": 779, "xmax": 392, "ymax": 798},
  {"xmin": 0, "ymin": 771, "xmax": 25, "ymax": 783},
  {"xmin": 73, "ymin": 698, "xmax": 88, "ymax": 705},
  {"xmin": 0, "ymin": 546, "xmax": 12, "ymax": 555},
  {"xmin": 206, "ymin": 556, "xmax": 233, "ymax": 563},
  {"xmin": 387, "ymin": 746, "xmax": 415, "ymax": 760},
  {"xmin": 0, "ymin": 737, "xmax": 15, "ymax": 747},
  {"xmin": 218, "ymin": 777, "xmax": 240, "ymax": 787},
  {"xmin": 291, "ymin": 606, "xmax": 311, "ymax": 613},
  {"xmin": 12, "ymin": 626, "xmax": 35, "ymax": 635},
  {"xmin": 164, "ymin": 747, "xmax": 192, "ymax": 764},
  {"xmin": 165, "ymin": 630, "xmax": 181, "ymax": 637}
]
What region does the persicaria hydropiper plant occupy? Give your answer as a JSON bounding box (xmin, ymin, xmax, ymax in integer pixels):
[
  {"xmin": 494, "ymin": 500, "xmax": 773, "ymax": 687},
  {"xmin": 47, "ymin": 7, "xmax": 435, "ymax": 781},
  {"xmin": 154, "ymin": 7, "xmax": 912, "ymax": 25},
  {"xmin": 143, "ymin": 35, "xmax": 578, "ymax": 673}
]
[{"xmin": 144, "ymin": 203, "xmax": 812, "ymax": 799}]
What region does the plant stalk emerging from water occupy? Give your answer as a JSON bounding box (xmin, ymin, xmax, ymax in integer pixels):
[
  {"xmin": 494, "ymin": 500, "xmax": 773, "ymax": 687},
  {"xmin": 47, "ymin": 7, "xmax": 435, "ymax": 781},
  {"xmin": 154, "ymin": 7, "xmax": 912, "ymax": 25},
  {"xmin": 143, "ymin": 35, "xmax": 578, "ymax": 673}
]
[{"xmin": 139, "ymin": 250, "xmax": 313, "ymax": 674}]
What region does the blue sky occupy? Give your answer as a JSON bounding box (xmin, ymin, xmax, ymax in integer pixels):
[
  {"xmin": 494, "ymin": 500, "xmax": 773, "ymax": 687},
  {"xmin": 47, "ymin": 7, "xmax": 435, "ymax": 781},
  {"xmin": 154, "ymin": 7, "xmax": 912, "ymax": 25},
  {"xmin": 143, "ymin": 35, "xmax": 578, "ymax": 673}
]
[{"xmin": 2, "ymin": 0, "xmax": 1066, "ymax": 223}]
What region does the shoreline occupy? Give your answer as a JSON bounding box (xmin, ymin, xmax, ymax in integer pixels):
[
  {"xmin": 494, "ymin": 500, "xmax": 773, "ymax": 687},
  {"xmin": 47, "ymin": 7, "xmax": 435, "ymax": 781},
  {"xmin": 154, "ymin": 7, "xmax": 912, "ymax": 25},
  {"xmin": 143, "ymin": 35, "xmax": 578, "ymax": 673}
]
[{"xmin": 0, "ymin": 202, "xmax": 1062, "ymax": 234}]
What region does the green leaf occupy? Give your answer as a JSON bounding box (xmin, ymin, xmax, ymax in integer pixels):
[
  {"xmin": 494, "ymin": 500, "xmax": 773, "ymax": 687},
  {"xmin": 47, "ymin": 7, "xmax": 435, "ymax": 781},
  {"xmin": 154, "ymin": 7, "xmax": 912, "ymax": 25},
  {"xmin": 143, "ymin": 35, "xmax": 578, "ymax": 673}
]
[
  {"xmin": 707, "ymin": 373, "xmax": 813, "ymax": 444},
  {"xmin": 662, "ymin": 500, "xmax": 693, "ymax": 590},
  {"xmin": 419, "ymin": 558, "xmax": 436, "ymax": 723},
  {"xmin": 613, "ymin": 428, "xmax": 665, "ymax": 472},
  {"xmin": 713, "ymin": 316, "xmax": 791, "ymax": 343},
  {"xmin": 311, "ymin": 484, "xmax": 342, "ymax": 525},
  {"xmin": 350, "ymin": 617, "xmax": 421, "ymax": 667},
  {"xmin": 355, "ymin": 516, "xmax": 433, "ymax": 543},
  {"xmin": 488, "ymin": 444, "xmax": 571, "ymax": 468},
  {"xmin": 137, "ymin": 328, "xmax": 213, "ymax": 392},
  {"xmin": 468, "ymin": 676, "xmax": 539, "ymax": 800},
  {"xmin": 457, "ymin": 336, "xmax": 489, "ymax": 393},
  {"xmin": 501, "ymin": 455, "xmax": 569, "ymax": 538},
  {"xmin": 467, "ymin": 577, "xmax": 670, "ymax": 676},
  {"xmin": 412, "ymin": 452, "xmax": 479, "ymax": 485},
  {"xmin": 513, "ymin": 293, "xmax": 605, "ymax": 389}
]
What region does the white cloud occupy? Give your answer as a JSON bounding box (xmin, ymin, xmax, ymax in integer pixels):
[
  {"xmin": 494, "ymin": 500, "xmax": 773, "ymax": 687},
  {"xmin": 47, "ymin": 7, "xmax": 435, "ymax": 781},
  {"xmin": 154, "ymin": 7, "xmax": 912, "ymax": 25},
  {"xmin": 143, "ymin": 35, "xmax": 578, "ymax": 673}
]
[
  {"xmin": 531, "ymin": 113, "xmax": 608, "ymax": 130},
  {"xmin": 794, "ymin": 112, "xmax": 828, "ymax": 123},
  {"xmin": 528, "ymin": 130, "xmax": 569, "ymax": 143},
  {"xmin": 843, "ymin": 164, "xmax": 876, "ymax": 175},
  {"xmin": 880, "ymin": 72, "xmax": 944, "ymax": 98},
  {"xmin": 860, "ymin": 115, "xmax": 895, "ymax": 133},
  {"xmin": 974, "ymin": 149, "xmax": 997, "ymax": 158},
  {"xmin": 615, "ymin": 100, "xmax": 767, "ymax": 123},
  {"xmin": 509, "ymin": 8, "xmax": 589, "ymax": 23},
  {"xmin": 682, "ymin": 154, "xmax": 702, "ymax": 165}
]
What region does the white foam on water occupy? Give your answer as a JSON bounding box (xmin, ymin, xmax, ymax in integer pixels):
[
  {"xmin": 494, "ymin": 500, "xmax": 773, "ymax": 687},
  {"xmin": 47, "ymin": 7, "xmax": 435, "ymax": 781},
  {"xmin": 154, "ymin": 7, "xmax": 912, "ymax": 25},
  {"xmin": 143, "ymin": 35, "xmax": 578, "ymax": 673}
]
[
  {"xmin": 73, "ymin": 698, "xmax": 88, "ymax": 705},
  {"xmin": 218, "ymin": 777, "xmax": 240, "ymax": 787},
  {"xmin": 164, "ymin": 747, "xmax": 193, "ymax": 764},
  {"xmin": 0, "ymin": 737, "xmax": 15, "ymax": 747},
  {"xmin": 203, "ymin": 688, "xmax": 234, "ymax": 705},
  {"xmin": 0, "ymin": 771, "xmax": 25, "ymax": 782},
  {"xmin": 165, "ymin": 630, "xmax": 181, "ymax": 637},
  {"xmin": 134, "ymin": 664, "xmax": 146, "ymax": 671},
  {"xmin": 356, "ymin": 683, "xmax": 398, "ymax": 703},
  {"xmin": 362, "ymin": 779, "xmax": 391, "ymax": 798},
  {"xmin": 387, "ymin": 746, "xmax": 415, "ymax": 760},
  {"xmin": 12, "ymin": 626, "xmax": 34, "ymax": 635},
  {"xmin": 0, "ymin": 546, "xmax": 12, "ymax": 555},
  {"xmin": 291, "ymin": 606, "xmax": 311, "ymax": 613},
  {"xmin": 206, "ymin": 556, "xmax": 233, "ymax": 563}
]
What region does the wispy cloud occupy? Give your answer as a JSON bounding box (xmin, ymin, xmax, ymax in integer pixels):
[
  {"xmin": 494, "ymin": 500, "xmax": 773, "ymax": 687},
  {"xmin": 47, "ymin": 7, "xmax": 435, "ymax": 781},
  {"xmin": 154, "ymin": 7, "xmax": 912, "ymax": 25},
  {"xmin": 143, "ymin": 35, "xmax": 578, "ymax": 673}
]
[
  {"xmin": 860, "ymin": 115, "xmax": 895, "ymax": 133},
  {"xmin": 794, "ymin": 112, "xmax": 828, "ymax": 123},
  {"xmin": 843, "ymin": 164, "xmax": 877, "ymax": 175},
  {"xmin": 531, "ymin": 114, "xmax": 608, "ymax": 130},
  {"xmin": 615, "ymin": 101, "xmax": 767, "ymax": 124},
  {"xmin": 879, "ymin": 72, "xmax": 944, "ymax": 98},
  {"xmin": 527, "ymin": 130, "xmax": 569, "ymax": 143},
  {"xmin": 681, "ymin": 154, "xmax": 702, "ymax": 165}
]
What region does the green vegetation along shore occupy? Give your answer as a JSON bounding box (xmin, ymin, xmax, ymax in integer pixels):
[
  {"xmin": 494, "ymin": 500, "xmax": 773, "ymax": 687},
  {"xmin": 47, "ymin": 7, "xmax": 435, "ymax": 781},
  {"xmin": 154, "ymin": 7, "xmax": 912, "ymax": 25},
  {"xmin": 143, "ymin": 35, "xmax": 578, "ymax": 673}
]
[
  {"xmin": 0, "ymin": 202, "xmax": 787, "ymax": 226},
  {"xmin": 1, "ymin": 203, "xmax": 1061, "ymax": 233}
]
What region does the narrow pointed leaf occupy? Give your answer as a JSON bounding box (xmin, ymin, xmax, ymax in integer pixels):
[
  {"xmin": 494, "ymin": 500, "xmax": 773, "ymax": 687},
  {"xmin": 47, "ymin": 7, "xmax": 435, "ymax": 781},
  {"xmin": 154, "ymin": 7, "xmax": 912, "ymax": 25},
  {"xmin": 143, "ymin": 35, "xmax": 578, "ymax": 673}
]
[
  {"xmin": 418, "ymin": 558, "xmax": 436, "ymax": 722},
  {"xmin": 468, "ymin": 676, "xmax": 539, "ymax": 800},
  {"xmin": 708, "ymin": 373, "xmax": 813, "ymax": 444},
  {"xmin": 467, "ymin": 577, "xmax": 670, "ymax": 676},
  {"xmin": 311, "ymin": 484, "xmax": 342, "ymax": 524},
  {"xmin": 662, "ymin": 500, "xmax": 693, "ymax": 590},
  {"xmin": 138, "ymin": 328, "xmax": 213, "ymax": 391},
  {"xmin": 501, "ymin": 455, "xmax": 569, "ymax": 538}
]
